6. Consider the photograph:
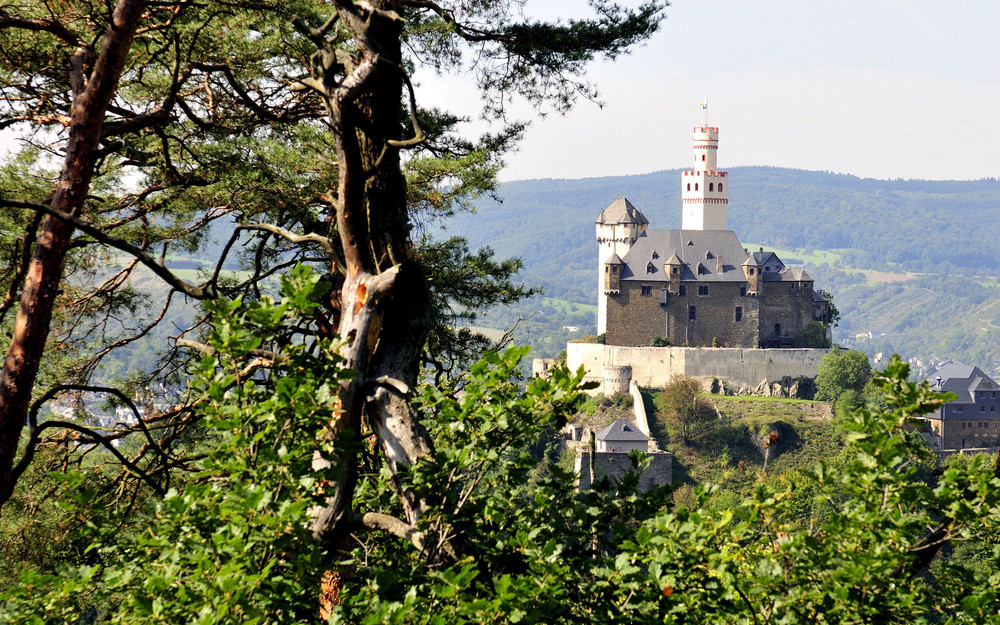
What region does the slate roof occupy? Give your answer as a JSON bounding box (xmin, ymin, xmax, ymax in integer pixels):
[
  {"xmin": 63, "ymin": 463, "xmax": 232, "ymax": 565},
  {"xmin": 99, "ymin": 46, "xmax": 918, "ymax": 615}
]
[
  {"xmin": 750, "ymin": 249, "xmax": 784, "ymax": 270},
  {"xmin": 766, "ymin": 267, "xmax": 813, "ymax": 282},
  {"xmin": 618, "ymin": 229, "xmax": 748, "ymax": 283},
  {"xmin": 596, "ymin": 197, "xmax": 649, "ymax": 226},
  {"xmin": 929, "ymin": 364, "xmax": 1000, "ymax": 403},
  {"xmin": 595, "ymin": 419, "xmax": 649, "ymax": 442}
]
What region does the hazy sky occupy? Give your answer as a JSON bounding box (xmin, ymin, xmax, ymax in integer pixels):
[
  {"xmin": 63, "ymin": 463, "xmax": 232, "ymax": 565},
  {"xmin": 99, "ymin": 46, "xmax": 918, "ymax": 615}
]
[{"xmin": 415, "ymin": 0, "xmax": 1000, "ymax": 182}]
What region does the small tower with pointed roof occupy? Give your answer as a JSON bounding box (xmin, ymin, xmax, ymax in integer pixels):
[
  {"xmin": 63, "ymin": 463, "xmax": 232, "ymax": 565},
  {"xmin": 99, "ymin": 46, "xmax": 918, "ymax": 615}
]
[
  {"xmin": 596, "ymin": 197, "xmax": 648, "ymax": 334},
  {"xmin": 665, "ymin": 252, "xmax": 684, "ymax": 295},
  {"xmin": 681, "ymin": 126, "xmax": 728, "ymax": 230}
]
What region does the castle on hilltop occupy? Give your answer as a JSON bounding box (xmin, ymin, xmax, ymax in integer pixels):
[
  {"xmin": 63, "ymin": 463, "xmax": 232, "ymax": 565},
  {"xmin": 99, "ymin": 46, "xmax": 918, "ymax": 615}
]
[{"xmin": 596, "ymin": 126, "xmax": 831, "ymax": 348}]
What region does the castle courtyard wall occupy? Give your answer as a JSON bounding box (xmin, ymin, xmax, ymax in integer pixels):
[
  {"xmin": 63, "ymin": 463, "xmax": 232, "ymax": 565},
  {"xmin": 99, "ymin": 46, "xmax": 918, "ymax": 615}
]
[{"xmin": 566, "ymin": 343, "xmax": 827, "ymax": 390}]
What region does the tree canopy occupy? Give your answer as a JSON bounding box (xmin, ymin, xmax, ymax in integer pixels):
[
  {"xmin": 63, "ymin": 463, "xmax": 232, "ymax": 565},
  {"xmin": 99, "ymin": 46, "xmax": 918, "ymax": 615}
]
[
  {"xmin": 815, "ymin": 347, "xmax": 873, "ymax": 403},
  {"xmin": 655, "ymin": 375, "xmax": 715, "ymax": 445}
]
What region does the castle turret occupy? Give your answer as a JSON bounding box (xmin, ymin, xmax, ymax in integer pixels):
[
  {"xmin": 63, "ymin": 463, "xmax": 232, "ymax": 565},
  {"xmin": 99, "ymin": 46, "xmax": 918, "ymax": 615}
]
[
  {"xmin": 681, "ymin": 126, "xmax": 728, "ymax": 230},
  {"xmin": 742, "ymin": 252, "xmax": 761, "ymax": 295},
  {"xmin": 665, "ymin": 251, "xmax": 684, "ymax": 295},
  {"xmin": 596, "ymin": 197, "xmax": 648, "ymax": 334},
  {"xmin": 604, "ymin": 253, "xmax": 623, "ymax": 294}
]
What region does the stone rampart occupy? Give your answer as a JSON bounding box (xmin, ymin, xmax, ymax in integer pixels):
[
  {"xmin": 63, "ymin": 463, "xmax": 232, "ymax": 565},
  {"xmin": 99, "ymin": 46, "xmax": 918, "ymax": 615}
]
[
  {"xmin": 629, "ymin": 379, "xmax": 651, "ymax": 439},
  {"xmin": 567, "ymin": 343, "xmax": 826, "ymax": 391}
]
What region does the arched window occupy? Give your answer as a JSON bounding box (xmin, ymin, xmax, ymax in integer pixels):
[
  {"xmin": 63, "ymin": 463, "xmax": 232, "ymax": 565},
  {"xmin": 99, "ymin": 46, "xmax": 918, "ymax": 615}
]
[
  {"xmin": 686, "ymin": 183, "xmax": 691, "ymax": 191},
  {"xmin": 709, "ymin": 182, "xmax": 714, "ymax": 191},
  {"xmin": 701, "ymin": 154, "xmax": 706, "ymax": 161},
  {"xmin": 719, "ymin": 183, "xmax": 723, "ymax": 192},
  {"xmin": 694, "ymin": 183, "xmax": 699, "ymax": 191}
]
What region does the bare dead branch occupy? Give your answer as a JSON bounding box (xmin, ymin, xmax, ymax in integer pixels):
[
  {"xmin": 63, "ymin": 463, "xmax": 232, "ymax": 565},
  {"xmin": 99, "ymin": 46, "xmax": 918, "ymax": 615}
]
[{"xmin": 3, "ymin": 197, "xmax": 211, "ymax": 299}]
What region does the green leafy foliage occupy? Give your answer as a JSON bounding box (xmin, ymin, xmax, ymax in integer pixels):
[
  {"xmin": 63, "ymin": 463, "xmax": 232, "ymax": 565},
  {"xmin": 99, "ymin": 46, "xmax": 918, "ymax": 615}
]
[
  {"xmin": 655, "ymin": 375, "xmax": 716, "ymax": 445},
  {"xmin": 2, "ymin": 265, "xmax": 344, "ymax": 623},
  {"xmin": 6, "ymin": 265, "xmax": 1000, "ymax": 624},
  {"xmin": 815, "ymin": 347, "xmax": 872, "ymax": 403}
]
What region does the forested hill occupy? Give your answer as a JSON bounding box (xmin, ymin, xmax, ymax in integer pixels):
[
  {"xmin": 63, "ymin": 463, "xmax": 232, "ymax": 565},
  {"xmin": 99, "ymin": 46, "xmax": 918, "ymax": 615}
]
[
  {"xmin": 448, "ymin": 167, "xmax": 1000, "ymax": 280},
  {"xmin": 437, "ymin": 168, "xmax": 1000, "ymax": 374}
]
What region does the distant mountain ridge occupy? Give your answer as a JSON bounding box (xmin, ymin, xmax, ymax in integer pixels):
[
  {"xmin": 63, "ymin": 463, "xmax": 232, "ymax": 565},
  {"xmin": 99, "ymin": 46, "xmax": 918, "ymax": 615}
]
[{"xmin": 452, "ymin": 167, "xmax": 1000, "ymax": 277}]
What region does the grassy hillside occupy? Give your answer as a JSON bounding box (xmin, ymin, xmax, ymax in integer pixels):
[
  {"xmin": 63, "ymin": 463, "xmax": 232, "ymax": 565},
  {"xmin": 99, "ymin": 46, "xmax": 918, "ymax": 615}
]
[
  {"xmin": 579, "ymin": 392, "xmax": 842, "ymax": 511},
  {"xmin": 646, "ymin": 393, "xmax": 837, "ymax": 485}
]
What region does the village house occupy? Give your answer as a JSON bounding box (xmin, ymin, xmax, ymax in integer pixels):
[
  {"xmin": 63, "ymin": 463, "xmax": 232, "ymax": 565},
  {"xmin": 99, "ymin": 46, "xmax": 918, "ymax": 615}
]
[{"xmin": 919, "ymin": 364, "xmax": 1000, "ymax": 453}]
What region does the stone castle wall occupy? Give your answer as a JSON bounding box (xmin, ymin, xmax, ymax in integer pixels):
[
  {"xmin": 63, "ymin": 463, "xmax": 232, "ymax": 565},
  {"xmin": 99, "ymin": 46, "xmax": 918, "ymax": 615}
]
[
  {"xmin": 568, "ymin": 343, "xmax": 827, "ymax": 390},
  {"xmin": 606, "ymin": 280, "xmax": 820, "ymax": 349},
  {"xmin": 603, "ymin": 364, "xmax": 632, "ymax": 395},
  {"xmin": 629, "ymin": 379, "xmax": 651, "ymax": 439},
  {"xmin": 575, "ymin": 450, "xmax": 673, "ymax": 491}
]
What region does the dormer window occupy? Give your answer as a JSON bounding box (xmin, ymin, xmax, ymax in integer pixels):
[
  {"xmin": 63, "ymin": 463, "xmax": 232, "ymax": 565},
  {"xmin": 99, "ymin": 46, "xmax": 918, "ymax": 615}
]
[
  {"xmin": 646, "ymin": 262, "xmax": 655, "ymax": 274},
  {"xmin": 651, "ymin": 251, "xmax": 659, "ymax": 259},
  {"xmin": 706, "ymin": 251, "xmax": 714, "ymax": 259}
]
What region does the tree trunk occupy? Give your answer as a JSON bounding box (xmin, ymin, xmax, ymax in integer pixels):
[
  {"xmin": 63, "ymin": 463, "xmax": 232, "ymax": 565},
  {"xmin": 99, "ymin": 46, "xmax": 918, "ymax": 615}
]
[
  {"xmin": 0, "ymin": 0, "xmax": 147, "ymax": 509},
  {"xmin": 309, "ymin": 1, "xmax": 438, "ymax": 547}
]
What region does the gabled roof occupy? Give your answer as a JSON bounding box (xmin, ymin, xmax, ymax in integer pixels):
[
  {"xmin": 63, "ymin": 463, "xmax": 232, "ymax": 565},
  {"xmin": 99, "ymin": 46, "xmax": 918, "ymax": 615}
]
[
  {"xmin": 596, "ymin": 197, "xmax": 649, "ymax": 226},
  {"xmin": 766, "ymin": 267, "xmax": 813, "ymax": 282},
  {"xmin": 618, "ymin": 229, "xmax": 747, "ymax": 283},
  {"xmin": 595, "ymin": 419, "xmax": 649, "ymax": 442},
  {"xmin": 751, "ymin": 249, "xmax": 784, "ymax": 270},
  {"xmin": 929, "ymin": 364, "xmax": 1000, "ymax": 403},
  {"xmin": 605, "ymin": 252, "xmax": 624, "ymax": 265}
]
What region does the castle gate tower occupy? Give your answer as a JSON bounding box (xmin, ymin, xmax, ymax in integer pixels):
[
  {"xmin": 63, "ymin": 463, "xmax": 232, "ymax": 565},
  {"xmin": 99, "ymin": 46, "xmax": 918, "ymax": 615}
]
[{"xmin": 681, "ymin": 126, "xmax": 728, "ymax": 230}]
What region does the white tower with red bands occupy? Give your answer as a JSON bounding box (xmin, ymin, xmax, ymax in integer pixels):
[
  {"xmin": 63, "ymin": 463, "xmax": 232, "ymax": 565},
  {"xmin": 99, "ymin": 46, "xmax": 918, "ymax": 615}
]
[{"xmin": 681, "ymin": 126, "xmax": 728, "ymax": 230}]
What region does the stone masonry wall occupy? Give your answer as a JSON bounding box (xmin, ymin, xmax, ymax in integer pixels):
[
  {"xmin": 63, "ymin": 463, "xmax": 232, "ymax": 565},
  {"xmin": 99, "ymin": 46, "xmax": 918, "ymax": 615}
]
[
  {"xmin": 606, "ymin": 281, "xmax": 763, "ymax": 348},
  {"xmin": 605, "ymin": 282, "xmax": 663, "ymax": 347},
  {"xmin": 567, "ymin": 343, "xmax": 827, "ymax": 390},
  {"xmin": 575, "ymin": 450, "xmax": 673, "ymax": 491},
  {"xmin": 758, "ymin": 282, "xmax": 816, "ymax": 343}
]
